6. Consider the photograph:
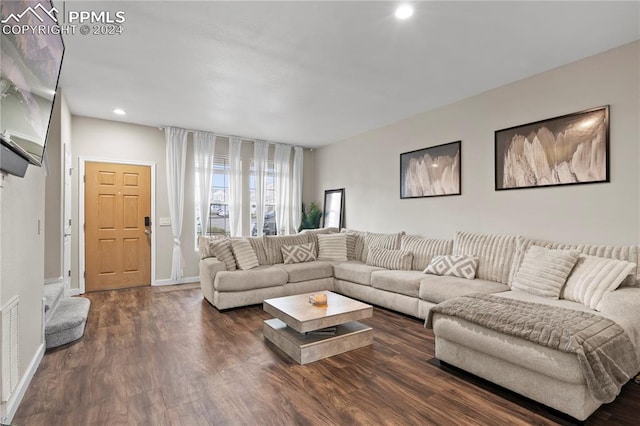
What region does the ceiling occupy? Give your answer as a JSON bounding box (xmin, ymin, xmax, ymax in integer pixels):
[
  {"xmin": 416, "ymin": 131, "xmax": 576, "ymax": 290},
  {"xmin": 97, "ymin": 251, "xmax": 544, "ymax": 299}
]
[{"xmin": 57, "ymin": 1, "xmax": 640, "ymax": 147}]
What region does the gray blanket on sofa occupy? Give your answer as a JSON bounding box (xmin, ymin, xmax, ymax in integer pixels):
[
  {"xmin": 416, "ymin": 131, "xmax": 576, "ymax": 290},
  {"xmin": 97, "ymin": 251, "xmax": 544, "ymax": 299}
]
[{"xmin": 426, "ymin": 294, "xmax": 640, "ymax": 403}]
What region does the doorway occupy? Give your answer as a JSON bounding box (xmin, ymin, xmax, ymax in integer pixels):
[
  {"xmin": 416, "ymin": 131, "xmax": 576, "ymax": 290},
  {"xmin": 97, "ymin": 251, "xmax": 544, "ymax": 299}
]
[{"xmin": 83, "ymin": 161, "xmax": 152, "ymax": 291}]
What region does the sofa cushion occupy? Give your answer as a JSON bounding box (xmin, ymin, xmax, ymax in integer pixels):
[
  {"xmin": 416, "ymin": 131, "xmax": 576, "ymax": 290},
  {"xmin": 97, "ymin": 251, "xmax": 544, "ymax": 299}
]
[
  {"xmin": 341, "ymin": 229, "xmax": 367, "ymax": 261},
  {"xmin": 371, "ymin": 270, "xmax": 425, "ymax": 298},
  {"xmin": 453, "ymin": 231, "xmax": 518, "ymax": 285},
  {"xmin": 214, "ymin": 266, "xmax": 288, "ymax": 291},
  {"xmin": 317, "ymin": 233, "xmax": 348, "ymax": 261},
  {"xmin": 511, "ymin": 246, "xmax": 580, "ymax": 299},
  {"xmin": 300, "ymin": 227, "xmax": 338, "ymax": 256},
  {"xmin": 562, "ymin": 255, "xmax": 636, "ymax": 311},
  {"xmin": 263, "ymin": 234, "xmax": 310, "ymax": 264},
  {"xmin": 510, "ymin": 237, "xmax": 639, "ymax": 287},
  {"xmin": 211, "ymin": 239, "xmax": 237, "ymax": 271},
  {"xmin": 400, "ymin": 234, "xmax": 453, "ymax": 271},
  {"xmin": 281, "ymin": 242, "xmax": 317, "ymax": 264},
  {"xmin": 423, "ymin": 255, "xmax": 478, "ymax": 279},
  {"xmin": 366, "ymin": 247, "xmax": 412, "ymax": 271},
  {"xmin": 274, "ymin": 261, "xmax": 334, "ymax": 283},
  {"xmin": 334, "ymin": 261, "xmax": 385, "ymax": 286},
  {"xmin": 419, "ymin": 275, "xmax": 509, "ymax": 304},
  {"xmin": 230, "ymin": 239, "xmax": 260, "ymax": 270},
  {"xmin": 363, "ymin": 231, "xmax": 404, "ymax": 262},
  {"xmin": 247, "ymin": 236, "xmax": 269, "ymax": 265}
]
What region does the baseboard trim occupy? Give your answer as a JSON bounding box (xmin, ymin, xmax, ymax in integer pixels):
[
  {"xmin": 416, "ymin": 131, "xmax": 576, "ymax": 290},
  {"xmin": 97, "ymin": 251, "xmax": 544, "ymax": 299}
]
[
  {"xmin": 153, "ymin": 276, "xmax": 199, "ymax": 286},
  {"xmin": 44, "ymin": 277, "xmax": 63, "ymax": 285},
  {"xmin": 0, "ymin": 342, "xmax": 45, "ymax": 424},
  {"xmin": 69, "ymin": 288, "xmax": 82, "ymax": 296}
]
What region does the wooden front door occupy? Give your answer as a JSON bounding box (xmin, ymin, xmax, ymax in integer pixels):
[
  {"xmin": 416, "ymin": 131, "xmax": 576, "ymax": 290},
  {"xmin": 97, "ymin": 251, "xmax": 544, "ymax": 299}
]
[{"xmin": 85, "ymin": 162, "xmax": 151, "ymax": 291}]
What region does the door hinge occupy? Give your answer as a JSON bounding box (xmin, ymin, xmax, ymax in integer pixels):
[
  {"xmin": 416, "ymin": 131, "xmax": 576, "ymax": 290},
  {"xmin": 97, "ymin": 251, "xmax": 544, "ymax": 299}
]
[
  {"xmin": 69, "ymin": 168, "xmax": 72, "ymax": 176},
  {"xmin": 83, "ymin": 175, "xmax": 86, "ymax": 183},
  {"xmin": 83, "ymin": 271, "xmax": 86, "ymax": 278},
  {"xmin": 68, "ymin": 270, "xmax": 71, "ymax": 277},
  {"xmin": 68, "ymin": 219, "xmax": 71, "ymax": 226}
]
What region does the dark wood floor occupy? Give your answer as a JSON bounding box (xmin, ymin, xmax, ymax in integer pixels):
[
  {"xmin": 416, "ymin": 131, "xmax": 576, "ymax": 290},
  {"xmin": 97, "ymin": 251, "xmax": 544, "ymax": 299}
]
[{"xmin": 13, "ymin": 285, "xmax": 640, "ymax": 425}]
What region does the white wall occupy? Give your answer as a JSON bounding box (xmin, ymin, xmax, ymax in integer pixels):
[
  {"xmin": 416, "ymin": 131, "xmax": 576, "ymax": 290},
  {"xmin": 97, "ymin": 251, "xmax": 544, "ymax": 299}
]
[
  {"xmin": 71, "ymin": 117, "xmax": 186, "ymax": 288},
  {"xmin": 44, "ymin": 95, "xmax": 62, "ymax": 281},
  {"xmin": 0, "ymin": 166, "xmax": 46, "ymax": 420},
  {"xmin": 314, "ymin": 41, "xmax": 640, "ymax": 245}
]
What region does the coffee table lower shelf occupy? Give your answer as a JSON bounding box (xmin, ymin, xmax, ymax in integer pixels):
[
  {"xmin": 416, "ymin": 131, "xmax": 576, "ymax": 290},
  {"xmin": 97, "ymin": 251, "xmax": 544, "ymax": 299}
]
[{"xmin": 263, "ymin": 318, "xmax": 373, "ymax": 365}]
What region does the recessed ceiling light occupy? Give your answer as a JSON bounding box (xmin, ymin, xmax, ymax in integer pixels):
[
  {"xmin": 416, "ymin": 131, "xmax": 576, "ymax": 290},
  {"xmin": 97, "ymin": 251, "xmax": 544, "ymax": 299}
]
[
  {"xmin": 395, "ymin": 4, "xmax": 414, "ymax": 20},
  {"xmin": 113, "ymin": 108, "xmax": 126, "ymax": 115}
]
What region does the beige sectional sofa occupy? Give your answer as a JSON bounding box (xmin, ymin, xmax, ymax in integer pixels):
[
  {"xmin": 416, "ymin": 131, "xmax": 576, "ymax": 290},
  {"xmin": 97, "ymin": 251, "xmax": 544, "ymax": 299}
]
[{"xmin": 198, "ymin": 228, "xmax": 640, "ymax": 421}]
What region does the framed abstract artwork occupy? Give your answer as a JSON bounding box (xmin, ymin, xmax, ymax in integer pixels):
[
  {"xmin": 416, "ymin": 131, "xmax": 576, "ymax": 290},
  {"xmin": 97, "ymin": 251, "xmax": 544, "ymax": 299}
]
[
  {"xmin": 495, "ymin": 106, "xmax": 609, "ymax": 191},
  {"xmin": 400, "ymin": 141, "xmax": 461, "ymax": 199}
]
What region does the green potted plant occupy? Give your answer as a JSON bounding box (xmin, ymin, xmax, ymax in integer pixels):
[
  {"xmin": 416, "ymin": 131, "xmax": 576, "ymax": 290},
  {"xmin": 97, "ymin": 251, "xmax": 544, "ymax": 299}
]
[{"xmin": 298, "ymin": 202, "xmax": 322, "ymax": 231}]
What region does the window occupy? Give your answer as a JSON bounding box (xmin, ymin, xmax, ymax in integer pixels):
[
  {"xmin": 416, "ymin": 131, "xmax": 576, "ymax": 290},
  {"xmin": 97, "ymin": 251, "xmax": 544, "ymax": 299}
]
[
  {"xmin": 196, "ymin": 155, "xmax": 230, "ymax": 238},
  {"xmin": 250, "ymin": 161, "xmax": 277, "ymax": 236}
]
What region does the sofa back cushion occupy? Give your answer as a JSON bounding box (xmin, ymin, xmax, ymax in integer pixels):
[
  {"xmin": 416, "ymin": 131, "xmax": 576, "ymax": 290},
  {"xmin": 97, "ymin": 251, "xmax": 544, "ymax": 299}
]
[
  {"xmin": 246, "ymin": 236, "xmax": 269, "ymax": 265},
  {"xmin": 300, "ymin": 227, "xmax": 338, "ymax": 256},
  {"xmin": 341, "ymin": 229, "xmax": 367, "ymax": 262},
  {"xmin": 453, "ymin": 231, "xmax": 518, "ymax": 285},
  {"xmin": 510, "ymin": 238, "xmax": 639, "ymax": 287},
  {"xmin": 263, "ymin": 234, "xmax": 311, "ymax": 264},
  {"xmin": 363, "ymin": 231, "xmax": 404, "ymax": 262},
  {"xmin": 366, "ymin": 247, "xmax": 412, "ymax": 271},
  {"xmin": 317, "ymin": 233, "xmax": 348, "ymax": 261},
  {"xmin": 400, "ymin": 234, "xmax": 453, "ymax": 271}
]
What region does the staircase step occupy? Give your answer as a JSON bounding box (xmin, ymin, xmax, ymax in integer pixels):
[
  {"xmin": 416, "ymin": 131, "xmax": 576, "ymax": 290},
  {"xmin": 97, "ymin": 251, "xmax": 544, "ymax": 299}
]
[
  {"xmin": 45, "ymin": 297, "xmax": 91, "ymax": 349},
  {"xmin": 43, "ymin": 282, "xmax": 65, "ymax": 322}
]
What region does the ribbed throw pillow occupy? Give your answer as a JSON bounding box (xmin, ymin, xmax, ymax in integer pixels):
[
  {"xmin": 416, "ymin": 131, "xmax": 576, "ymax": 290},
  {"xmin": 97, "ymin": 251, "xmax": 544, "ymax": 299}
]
[
  {"xmin": 423, "ymin": 255, "xmax": 478, "ymax": 280},
  {"xmin": 366, "ymin": 247, "xmax": 413, "ymax": 270},
  {"xmin": 511, "ymin": 246, "xmax": 580, "ymax": 299},
  {"xmin": 210, "ymin": 239, "xmax": 238, "ymax": 271},
  {"xmin": 562, "ymin": 255, "xmax": 636, "ymax": 311},
  {"xmin": 317, "ymin": 233, "xmax": 348, "ymax": 261},
  {"xmin": 230, "ymin": 239, "xmax": 259, "ymax": 270},
  {"xmin": 281, "ymin": 243, "xmax": 317, "ymax": 264}
]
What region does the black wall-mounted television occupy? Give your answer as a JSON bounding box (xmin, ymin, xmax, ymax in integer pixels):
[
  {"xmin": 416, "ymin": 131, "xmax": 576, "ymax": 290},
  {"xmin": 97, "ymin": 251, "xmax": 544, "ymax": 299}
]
[{"xmin": 0, "ymin": 0, "xmax": 64, "ymax": 175}]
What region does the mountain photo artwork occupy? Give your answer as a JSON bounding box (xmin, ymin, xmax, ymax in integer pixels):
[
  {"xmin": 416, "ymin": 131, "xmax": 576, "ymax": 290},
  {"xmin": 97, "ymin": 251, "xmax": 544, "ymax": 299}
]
[
  {"xmin": 495, "ymin": 106, "xmax": 609, "ymax": 191},
  {"xmin": 400, "ymin": 141, "xmax": 461, "ymax": 199}
]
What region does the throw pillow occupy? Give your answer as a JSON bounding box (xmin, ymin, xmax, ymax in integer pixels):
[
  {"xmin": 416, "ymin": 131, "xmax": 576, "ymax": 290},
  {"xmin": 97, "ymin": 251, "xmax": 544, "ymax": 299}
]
[
  {"xmin": 366, "ymin": 247, "xmax": 413, "ymax": 271},
  {"xmin": 230, "ymin": 239, "xmax": 260, "ymax": 270},
  {"xmin": 317, "ymin": 233, "xmax": 348, "ymax": 261},
  {"xmin": 423, "ymin": 255, "xmax": 478, "ymax": 280},
  {"xmin": 198, "ymin": 236, "xmax": 214, "ymax": 259},
  {"xmin": 562, "ymin": 255, "xmax": 636, "ymax": 311},
  {"xmin": 511, "ymin": 246, "xmax": 580, "ymax": 299},
  {"xmin": 210, "ymin": 239, "xmax": 237, "ymax": 271},
  {"xmin": 281, "ymin": 243, "xmax": 317, "ymax": 264}
]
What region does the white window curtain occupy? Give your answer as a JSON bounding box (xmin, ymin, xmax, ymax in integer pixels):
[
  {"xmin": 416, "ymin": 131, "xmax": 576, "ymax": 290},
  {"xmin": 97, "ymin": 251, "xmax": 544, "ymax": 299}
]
[
  {"xmin": 274, "ymin": 144, "xmax": 292, "ymax": 235},
  {"xmin": 291, "ymin": 146, "xmax": 303, "ymax": 232},
  {"xmin": 194, "ymin": 131, "xmax": 216, "ymax": 236},
  {"xmin": 253, "ymin": 140, "xmax": 269, "ymax": 236},
  {"xmin": 228, "ymin": 136, "xmax": 243, "ymax": 237},
  {"xmin": 165, "ymin": 127, "xmax": 189, "ymax": 280}
]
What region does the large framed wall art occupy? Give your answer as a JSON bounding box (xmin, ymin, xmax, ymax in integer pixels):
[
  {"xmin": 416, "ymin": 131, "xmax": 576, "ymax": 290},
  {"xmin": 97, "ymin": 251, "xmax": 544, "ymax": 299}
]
[
  {"xmin": 400, "ymin": 141, "xmax": 461, "ymax": 199},
  {"xmin": 495, "ymin": 106, "xmax": 609, "ymax": 191}
]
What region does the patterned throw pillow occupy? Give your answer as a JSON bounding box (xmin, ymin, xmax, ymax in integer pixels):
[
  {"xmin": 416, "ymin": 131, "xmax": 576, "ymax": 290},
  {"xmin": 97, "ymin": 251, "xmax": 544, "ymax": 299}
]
[
  {"xmin": 281, "ymin": 243, "xmax": 317, "ymax": 264},
  {"xmin": 317, "ymin": 233, "xmax": 348, "ymax": 261},
  {"xmin": 423, "ymin": 255, "xmax": 479, "ymax": 280},
  {"xmin": 230, "ymin": 239, "xmax": 260, "ymax": 270},
  {"xmin": 366, "ymin": 247, "xmax": 413, "ymax": 271},
  {"xmin": 511, "ymin": 246, "xmax": 580, "ymax": 299},
  {"xmin": 562, "ymin": 255, "xmax": 636, "ymax": 310},
  {"xmin": 210, "ymin": 239, "xmax": 237, "ymax": 271}
]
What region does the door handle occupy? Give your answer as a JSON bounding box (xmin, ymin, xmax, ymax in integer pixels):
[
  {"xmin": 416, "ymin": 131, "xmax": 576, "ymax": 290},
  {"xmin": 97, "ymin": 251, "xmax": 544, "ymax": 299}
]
[{"xmin": 144, "ymin": 229, "xmax": 151, "ymax": 235}]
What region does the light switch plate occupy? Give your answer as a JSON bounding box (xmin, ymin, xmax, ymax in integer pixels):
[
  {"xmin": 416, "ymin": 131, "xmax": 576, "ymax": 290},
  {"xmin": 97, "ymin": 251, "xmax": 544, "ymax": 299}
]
[{"xmin": 159, "ymin": 217, "xmax": 172, "ymax": 227}]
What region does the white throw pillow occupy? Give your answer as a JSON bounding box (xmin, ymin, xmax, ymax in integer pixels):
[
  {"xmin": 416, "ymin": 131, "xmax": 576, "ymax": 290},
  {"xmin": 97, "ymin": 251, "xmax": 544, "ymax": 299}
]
[
  {"xmin": 562, "ymin": 255, "xmax": 636, "ymax": 311},
  {"xmin": 281, "ymin": 243, "xmax": 317, "ymax": 264},
  {"xmin": 511, "ymin": 246, "xmax": 580, "ymax": 299},
  {"xmin": 423, "ymin": 255, "xmax": 478, "ymax": 280},
  {"xmin": 317, "ymin": 233, "xmax": 348, "ymax": 261},
  {"xmin": 230, "ymin": 239, "xmax": 259, "ymax": 270}
]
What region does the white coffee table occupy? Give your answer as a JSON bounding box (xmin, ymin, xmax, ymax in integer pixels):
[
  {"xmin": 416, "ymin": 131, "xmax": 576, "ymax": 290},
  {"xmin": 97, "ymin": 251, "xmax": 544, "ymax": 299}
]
[{"xmin": 263, "ymin": 291, "xmax": 373, "ymax": 364}]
